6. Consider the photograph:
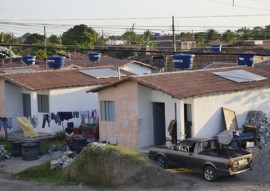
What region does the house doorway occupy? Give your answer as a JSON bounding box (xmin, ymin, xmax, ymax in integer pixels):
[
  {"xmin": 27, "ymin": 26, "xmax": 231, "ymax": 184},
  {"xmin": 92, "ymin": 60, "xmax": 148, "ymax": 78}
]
[
  {"xmin": 184, "ymin": 103, "xmax": 192, "ymax": 138},
  {"xmin": 153, "ymin": 102, "xmax": 165, "ymax": 146}
]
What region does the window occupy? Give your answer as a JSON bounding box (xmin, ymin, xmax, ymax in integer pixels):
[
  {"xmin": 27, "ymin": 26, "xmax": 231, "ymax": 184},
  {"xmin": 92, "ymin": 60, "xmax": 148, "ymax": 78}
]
[
  {"xmin": 37, "ymin": 94, "xmax": 49, "ymax": 113},
  {"xmin": 100, "ymin": 101, "xmax": 115, "ymax": 121}
]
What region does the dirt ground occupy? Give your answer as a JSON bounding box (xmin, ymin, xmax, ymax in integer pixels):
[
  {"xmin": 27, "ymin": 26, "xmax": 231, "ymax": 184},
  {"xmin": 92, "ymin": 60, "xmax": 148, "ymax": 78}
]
[{"xmin": 0, "ymin": 147, "xmax": 270, "ymax": 191}]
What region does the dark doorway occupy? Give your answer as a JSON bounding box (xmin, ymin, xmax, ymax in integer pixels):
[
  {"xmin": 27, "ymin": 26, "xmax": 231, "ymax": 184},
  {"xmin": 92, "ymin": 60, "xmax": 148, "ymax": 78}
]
[
  {"xmin": 184, "ymin": 104, "xmax": 192, "ymax": 138},
  {"xmin": 23, "ymin": 94, "xmax": 31, "ymax": 117},
  {"xmin": 153, "ymin": 102, "xmax": 165, "ymax": 146}
]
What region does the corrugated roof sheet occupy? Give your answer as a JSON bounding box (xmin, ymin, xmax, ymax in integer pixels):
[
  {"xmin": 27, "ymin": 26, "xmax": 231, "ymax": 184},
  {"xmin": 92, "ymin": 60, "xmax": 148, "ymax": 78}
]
[
  {"xmin": 0, "ymin": 68, "xmax": 129, "ymax": 91},
  {"xmin": 90, "ymin": 66, "xmax": 270, "ymax": 100}
]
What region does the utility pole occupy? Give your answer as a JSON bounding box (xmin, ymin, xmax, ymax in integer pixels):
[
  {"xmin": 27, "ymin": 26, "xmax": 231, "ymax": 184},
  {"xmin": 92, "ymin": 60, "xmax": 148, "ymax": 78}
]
[
  {"xmin": 233, "ymin": 0, "xmax": 235, "ymax": 6},
  {"xmin": 44, "ymin": 26, "xmax": 47, "ymax": 57},
  {"xmin": 172, "ymin": 16, "xmax": 176, "ymax": 52}
]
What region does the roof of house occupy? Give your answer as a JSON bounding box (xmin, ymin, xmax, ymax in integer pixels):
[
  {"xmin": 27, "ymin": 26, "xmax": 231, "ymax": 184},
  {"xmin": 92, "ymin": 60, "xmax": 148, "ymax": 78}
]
[
  {"xmin": 89, "ymin": 66, "xmax": 270, "ymax": 100},
  {"xmin": 59, "ymin": 53, "xmax": 157, "ymax": 69},
  {"xmin": 204, "ymin": 61, "xmax": 270, "ymax": 72},
  {"xmin": 0, "ymin": 67, "xmax": 130, "ymax": 91}
]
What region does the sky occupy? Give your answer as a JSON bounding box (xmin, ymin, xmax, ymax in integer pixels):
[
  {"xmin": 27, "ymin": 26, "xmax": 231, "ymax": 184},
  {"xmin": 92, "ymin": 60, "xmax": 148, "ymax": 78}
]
[{"xmin": 0, "ymin": 0, "xmax": 270, "ymax": 37}]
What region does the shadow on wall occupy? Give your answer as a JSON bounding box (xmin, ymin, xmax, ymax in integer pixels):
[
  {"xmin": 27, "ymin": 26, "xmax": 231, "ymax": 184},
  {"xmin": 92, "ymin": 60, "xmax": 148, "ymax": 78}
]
[
  {"xmin": 196, "ymin": 108, "xmax": 225, "ymax": 138},
  {"xmin": 223, "ymin": 90, "xmax": 270, "ymax": 127}
]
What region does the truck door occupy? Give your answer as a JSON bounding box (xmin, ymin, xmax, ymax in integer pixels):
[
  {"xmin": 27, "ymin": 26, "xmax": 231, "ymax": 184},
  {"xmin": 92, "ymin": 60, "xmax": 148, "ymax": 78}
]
[{"xmin": 168, "ymin": 141, "xmax": 195, "ymax": 168}]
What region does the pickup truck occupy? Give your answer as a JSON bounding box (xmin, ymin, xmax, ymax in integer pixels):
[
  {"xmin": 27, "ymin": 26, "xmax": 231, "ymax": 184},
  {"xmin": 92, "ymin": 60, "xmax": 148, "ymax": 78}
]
[{"xmin": 148, "ymin": 137, "xmax": 252, "ymax": 181}]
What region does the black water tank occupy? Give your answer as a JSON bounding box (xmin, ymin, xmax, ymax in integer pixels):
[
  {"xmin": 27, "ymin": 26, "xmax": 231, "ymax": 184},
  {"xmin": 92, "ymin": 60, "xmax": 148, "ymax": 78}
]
[
  {"xmin": 12, "ymin": 141, "xmax": 24, "ymax": 157},
  {"xmin": 71, "ymin": 136, "xmax": 87, "ymax": 153},
  {"xmin": 22, "ymin": 142, "xmax": 39, "ymax": 161},
  {"xmin": 26, "ymin": 140, "xmax": 41, "ymax": 155}
]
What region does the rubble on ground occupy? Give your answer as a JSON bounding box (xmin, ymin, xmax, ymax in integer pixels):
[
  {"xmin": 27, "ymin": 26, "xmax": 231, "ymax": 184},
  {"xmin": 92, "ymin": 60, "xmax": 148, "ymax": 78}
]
[
  {"xmin": 245, "ymin": 110, "xmax": 270, "ymax": 147},
  {"xmin": 0, "ymin": 145, "xmax": 11, "ymax": 160},
  {"xmin": 51, "ymin": 152, "xmax": 75, "ymax": 169}
]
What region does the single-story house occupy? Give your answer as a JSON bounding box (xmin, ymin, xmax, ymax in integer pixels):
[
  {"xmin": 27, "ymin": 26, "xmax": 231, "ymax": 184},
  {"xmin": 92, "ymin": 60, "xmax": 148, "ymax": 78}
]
[
  {"xmin": 60, "ymin": 53, "xmax": 158, "ymax": 75},
  {"xmin": 89, "ymin": 66, "xmax": 270, "ymax": 150},
  {"xmin": 0, "ymin": 66, "xmax": 130, "ymax": 137}
]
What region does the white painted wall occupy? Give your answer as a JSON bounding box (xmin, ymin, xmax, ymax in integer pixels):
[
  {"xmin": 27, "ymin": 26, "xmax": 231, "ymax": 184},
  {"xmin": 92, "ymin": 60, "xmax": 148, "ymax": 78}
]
[
  {"xmin": 5, "ymin": 82, "xmax": 24, "ymax": 132},
  {"xmin": 122, "ymin": 63, "xmax": 152, "ymax": 75},
  {"xmin": 37, "ymin": 86, "xmax": 99, "ymax": 134},
  {"xmin": 192, "ymin": 88, "xmax": 270, "ymax": 138},
  {"xmin": 137, "ymin": 85, "xmax": 154, "ymax": 148},
  {"xmin": 152, "ymin": 90, "xmax": 180, "ymax": 139}
]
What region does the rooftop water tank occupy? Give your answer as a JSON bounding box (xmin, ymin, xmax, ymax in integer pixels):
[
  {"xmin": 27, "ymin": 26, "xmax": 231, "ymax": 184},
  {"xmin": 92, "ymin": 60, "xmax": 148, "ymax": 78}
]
[
  {"xmin": 211, "ymin": 44, "xmax": 222, "ymax": 53},
  {"xmin": 47, "ymin": 55, "xmax": 65, "ymax": 69},
  {"xmin": 237, "ymin": 53, "xmax": 254, "ymax": 67},
  {"xmin": 88, "ymin": 52, "xmax": 101, "ymax": 62},
  {"xmin": 172, "ymin": 53, "xmax": 195, "ymax": 69},
  {"xmin": 22, "ymin": 54, "xmax": 36, "ymax": 65}
]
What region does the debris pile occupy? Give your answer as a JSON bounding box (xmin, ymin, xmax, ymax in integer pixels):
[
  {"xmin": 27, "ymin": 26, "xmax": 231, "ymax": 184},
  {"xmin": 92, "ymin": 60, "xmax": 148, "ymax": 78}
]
[
  {"xmin": 245, "ymin": 111, "xmax": 270, "ymax": 147},
  {"xmin": 50, "ymin": 151, "xmax": 77, "ymax": 169},
  {"xmin": 0, "ymin": 145, "xmax": 11, "ymax": 160}
]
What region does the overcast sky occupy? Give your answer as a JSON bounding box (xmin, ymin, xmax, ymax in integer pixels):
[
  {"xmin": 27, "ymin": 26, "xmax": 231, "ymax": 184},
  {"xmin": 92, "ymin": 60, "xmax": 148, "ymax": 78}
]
[{"xmin": 0, "ymin": 0, "xmax": 270, "ymax": 36}]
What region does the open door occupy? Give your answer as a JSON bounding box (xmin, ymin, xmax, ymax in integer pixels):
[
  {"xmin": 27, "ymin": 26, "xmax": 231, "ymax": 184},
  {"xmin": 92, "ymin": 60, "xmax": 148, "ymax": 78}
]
[
  {"xmin": 184, "ymin": 104, "xmax": 192, "ymax": 138},
  {"xmin": 153, "ymin": 102, "xmax": 165, "ymax": 146}
]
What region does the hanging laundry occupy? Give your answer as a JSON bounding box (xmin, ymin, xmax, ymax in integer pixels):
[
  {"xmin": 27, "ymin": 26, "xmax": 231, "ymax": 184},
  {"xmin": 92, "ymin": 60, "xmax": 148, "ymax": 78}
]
[
  {"xmin": 30, "ymin": 115, "xmax": 38, "ymax": 129},
  {"xmin": 57, "ymin": 112, "xmax": 73, "ymax": 121},
  {"xmin": 42, "ymin": 114, "xmax": 51, "ymax": 128},
  {"xmin": 73, "ymin": 111, "xmax": 79, "ymax": 118},
  {"xmin": 0, "ymin": 117, "xmax": 13, "ymax": 139},
  {"xmin": 51, "ymin": 113, "xmax": 61, "ymax": 125}
]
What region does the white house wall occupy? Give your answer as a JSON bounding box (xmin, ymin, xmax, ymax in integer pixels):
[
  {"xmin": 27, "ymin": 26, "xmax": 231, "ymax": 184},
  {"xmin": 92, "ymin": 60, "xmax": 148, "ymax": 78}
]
[
  {"xmin": 192, "ymin": 88, "xmax": 270, "ymax": 138},
  {"xmin": 38, "ymin": 86, "xmax": 99, "ymax": 133},
  {"xmin": 122, "ymin": 63, "xmax": 152, "ymax": 75},
  {"xmin": 152, "ymin": 90, "xmax": 180, "ymax": 139},
  {"xmin": 4, "ymin": 82, "xmax": 24, "ymax": 133},
  {"xmin": 137, "ymin": 85, "xmax": 154, "ymax": 148}
]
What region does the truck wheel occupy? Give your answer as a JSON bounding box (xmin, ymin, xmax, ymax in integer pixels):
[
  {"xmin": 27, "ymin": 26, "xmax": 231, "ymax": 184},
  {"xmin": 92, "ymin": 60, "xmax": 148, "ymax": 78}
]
[
  {"xmin": 203, "ymin": 166, "xmax": 217, "ymax": 182},
  {"xmin": 155, "ymin": 155, "xmax": 167, "ymax": 169}
]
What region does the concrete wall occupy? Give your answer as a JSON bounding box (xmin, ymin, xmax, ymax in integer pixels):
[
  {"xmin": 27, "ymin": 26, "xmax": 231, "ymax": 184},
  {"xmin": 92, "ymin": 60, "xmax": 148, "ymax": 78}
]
[
  {"xmin": 152, "ymin": 90, "xmax": 180, "ymax": 139},
  {"xmin": 122, "ymin": 63, "xmax": 152, "ymax": 75},
  {"xmin": 5, "ymin": 82, "xmax": 24, "ymax": 132},
  {"xmin": 98, "ymin": 81, "xmax": 139, "ymax": 149},
  {"xmin": 0, "ymin": 80, "xmax": 6, "ymax": 117},
  {"xmin": 137, "ymin": 85, "xmax": 154, "ymax": 148},
  {"xmin": 36, "ymin": 86, "xmax": 98, "ymax": 134},
  {"xmin": 192, "ymin": 88, "xmax": 270, "ymax": 138}
]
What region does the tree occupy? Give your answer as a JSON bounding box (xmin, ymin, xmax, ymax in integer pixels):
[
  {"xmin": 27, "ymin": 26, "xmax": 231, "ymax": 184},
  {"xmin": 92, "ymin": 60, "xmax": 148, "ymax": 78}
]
[
  {"xmin": 0, "ymin": 46, "xmax": 16, "ymax": 58},
  {"xmin": 0, "ymin": 32, "xmax": 18, "ymax": 44},
  {"xmin": 122, "ymin": 31, "xmax": 144, "ymax": 45},
  {"xmin": 222, "ymin": 30, "xmax": 235, "ymax": 43},
  {"xmin": 207, "ymin": 29, "xmax": 219, "ymax": 41},
  {"xmin": 61, "ymin": 24, "xmax": 97, "ymax": 48},
  {"xmin": 24, "ymin": 33, "xmax": 45, "ymax": 44},
  {"xmin": 48, "ymin": 34, "xmax": 61, "ymax": 44}
]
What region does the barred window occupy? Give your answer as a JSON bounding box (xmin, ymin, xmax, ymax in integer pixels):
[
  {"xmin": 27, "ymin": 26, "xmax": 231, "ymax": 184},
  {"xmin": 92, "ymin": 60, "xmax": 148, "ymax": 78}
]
[{"xmin": 37, "ymin": 94, "xmax": 49, "ymax": 113}]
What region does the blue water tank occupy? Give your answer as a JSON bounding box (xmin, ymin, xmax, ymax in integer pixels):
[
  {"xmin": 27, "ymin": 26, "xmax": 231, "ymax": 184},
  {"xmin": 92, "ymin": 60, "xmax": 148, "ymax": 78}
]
[
  {"xmin": 88, "ymin": 52, "xmax": 101, "ymax": 62},
  {"xmin": 172, "ymin": 53, "xmax": 195, "ymax": 69},
  {"xmin": 22, "ymin": 54, "xmax": 36, "ymax": 65},
  {"xmin": 155, "ymin": 33, "xmax": 161, "ymax": 37},
  {"xmin": 237, "ymin": 53, "xmax": 254, "ymax": 67},
  {"xmin": 47, "ymin": 55, "xmax": 65, "ymax": 69},
  {"xmin": 211, "ymin": 44, "xmax": 222, "ymax": 53}
]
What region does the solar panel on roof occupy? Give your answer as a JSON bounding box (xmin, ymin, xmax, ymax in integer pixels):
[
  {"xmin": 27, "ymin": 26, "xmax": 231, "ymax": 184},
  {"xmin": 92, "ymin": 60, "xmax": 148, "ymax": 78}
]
[
  {"xmin": 213, "ymin": 70, "xmax": 267, "ymax": 83},
  {"xmin": 79, "ymin": 68, "xmax": 126, "ymax": 78},
  {"xmin": 3, "ymin": 69, "xmax": 36, "ymax": 74}
]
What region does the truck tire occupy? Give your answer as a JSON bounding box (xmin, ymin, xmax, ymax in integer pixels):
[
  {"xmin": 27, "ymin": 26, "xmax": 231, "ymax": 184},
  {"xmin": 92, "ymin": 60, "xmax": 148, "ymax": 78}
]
[
  {"xmin": 155, "ymin": 155, "xmax": 167, "ymax": 169},
  {"xmin": 203, "ymin": 166, "xmax": 217, "ymax": 182}
]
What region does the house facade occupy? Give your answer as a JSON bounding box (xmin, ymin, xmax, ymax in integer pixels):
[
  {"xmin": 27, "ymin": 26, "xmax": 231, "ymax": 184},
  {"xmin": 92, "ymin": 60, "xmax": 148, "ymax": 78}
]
[
  {"xmin": 0, "ymin": 67, "xmax": 128, "ymax": 137},
  {"xmin": 91, "ymin": 66, "xmax": 270, "ymax": 150}
]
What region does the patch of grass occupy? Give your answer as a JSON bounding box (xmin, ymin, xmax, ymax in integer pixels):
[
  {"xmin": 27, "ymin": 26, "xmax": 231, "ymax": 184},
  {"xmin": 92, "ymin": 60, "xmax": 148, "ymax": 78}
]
[
  {"xmin": 39, "ymin": 132, "xmax": 66, "ymax": 154},
  {"xmin": 0, "ymin": 139, "xmax": 12, "ymax": 153},
  {"xmin": 13, "ymin": 161, "xmax": 70, "ymax": 185},
  {"xmin": 62, "ymin": 144, "xmax": 153, "ymax": 188}
]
